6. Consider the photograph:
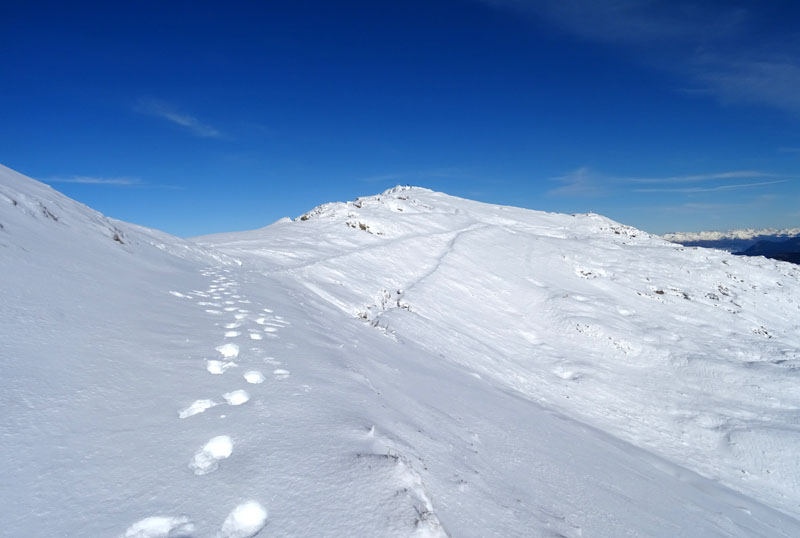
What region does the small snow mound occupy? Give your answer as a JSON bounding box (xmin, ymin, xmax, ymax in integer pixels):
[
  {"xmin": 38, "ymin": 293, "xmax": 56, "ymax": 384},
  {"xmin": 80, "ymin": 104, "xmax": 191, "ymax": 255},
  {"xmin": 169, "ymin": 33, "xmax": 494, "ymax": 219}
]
[
  {"xmin": 207, "ymin": 359, "xmax": 237, "ymax": 374},
  {"xmin": 295, "ymin": 201, "xmax": 349, "ymax": 222},
  {"xmin": 217, "ymin": 501, "xmax": 268, "ymax": 538},
  {"xmin": 380, "ymin": 184, "xmax": 432, "ymax": 196},
  {"xmin": 216, "ymin": 343, "xmax": 240, "ymax": 358},
  {"xmin": 223, "ymin": 389, "xmax": 250, "ymax": 406},
  {"xmin": 120, "ymin": 515, "xmax": 194, "ymax": 538},
  {"xmin": 244, "ymin": 371, "xmax": 265, "ymax": 384}
]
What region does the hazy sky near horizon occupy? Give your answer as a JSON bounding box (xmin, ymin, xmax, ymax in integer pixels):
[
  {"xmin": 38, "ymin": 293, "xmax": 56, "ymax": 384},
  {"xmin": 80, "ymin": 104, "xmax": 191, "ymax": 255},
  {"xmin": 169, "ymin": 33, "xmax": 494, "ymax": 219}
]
[{"xmin": 2, "ymin": 0, "xmax": 799, "ymax": 236}]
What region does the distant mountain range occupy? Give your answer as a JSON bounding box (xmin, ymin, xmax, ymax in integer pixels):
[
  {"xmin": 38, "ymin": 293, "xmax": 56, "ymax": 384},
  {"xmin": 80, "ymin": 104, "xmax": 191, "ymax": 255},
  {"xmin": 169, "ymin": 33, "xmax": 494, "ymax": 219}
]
[{"xmin": 663, "ymin": 228, "xmax": 800, "ymax": 263}]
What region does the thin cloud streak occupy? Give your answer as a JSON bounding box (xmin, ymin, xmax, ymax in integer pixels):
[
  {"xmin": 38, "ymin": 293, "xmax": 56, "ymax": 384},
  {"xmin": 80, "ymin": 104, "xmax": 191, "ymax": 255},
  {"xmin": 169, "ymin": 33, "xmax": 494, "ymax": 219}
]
[
  {"xmin": 46, "ymin": 176, "xmax": 141, "ymax": 186},
  {"xmin": 622, "ymin": 170, "xmax": 779, "ymax": 184},
  {"xmin": 547, "ymin": 167, "xmax": 782, "ymax": 196},
  {"xmin": 135, "ymin": 99, "xmax": 222, "ymax": 138},
  {"xmin": 633, "ymin": 179, "xmax": 788, "ymax": 193},
  {"xmin": 44, "ymin": 175, "xmax": 182, "ymax": 190}
]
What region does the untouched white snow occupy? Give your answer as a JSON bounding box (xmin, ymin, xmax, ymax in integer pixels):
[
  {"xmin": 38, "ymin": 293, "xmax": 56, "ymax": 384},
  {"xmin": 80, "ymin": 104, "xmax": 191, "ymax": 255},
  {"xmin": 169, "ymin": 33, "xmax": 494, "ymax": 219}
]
[{"xmin": 2, "ymin": 164, "xmax": 800, "ymax": 537}]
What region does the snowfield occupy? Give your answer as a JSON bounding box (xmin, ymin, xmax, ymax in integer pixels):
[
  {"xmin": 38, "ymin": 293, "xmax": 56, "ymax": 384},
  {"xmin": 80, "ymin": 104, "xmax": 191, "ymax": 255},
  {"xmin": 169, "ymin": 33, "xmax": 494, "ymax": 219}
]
[{"xmin": 2, "ymin": 163, "xmax": 800, "ymax": 537}]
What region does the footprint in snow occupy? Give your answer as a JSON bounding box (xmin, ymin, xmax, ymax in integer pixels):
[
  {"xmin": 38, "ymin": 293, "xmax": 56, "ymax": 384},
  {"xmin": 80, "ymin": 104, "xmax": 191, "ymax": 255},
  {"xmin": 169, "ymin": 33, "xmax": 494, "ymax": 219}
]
[
  {"xmin": 216, "ymin": 343, "xmax": 240, "ymax": 359},
  {"xmin": 234, "ymin": 313, "xmax": 248, "ymax": 320},
  {"xmin": 262, "ymin": 327, "xmax": 278, "ymax": 333},
  {"xmin": 224, "ymin": 322, "xmax": 241, "ymax": 329},
  {"xmin": 217, "ymin": 501, "xmax": 268, "ymax": 538},
  {"xmin": 225, "ymin": 331, "xmax": 241, "ymax": 338},
  {"xmin": 119, "ymin": 515, "xmax": 194, "ymax": 538},
  {"xmin": 207, "ymin": 360, "xmax": 237, "ymax": 375},
  {"xmin": 224, "ymin": 307, "xmax": 239, "ymax": 312},
  {"xmin": 179, "ymin": 399, "xmax": 218, "ymax": 418},
  {"xmin": 273, "ymin": 369, "xmax": 290, "ymax": 380},
  {"xmin": 249, "ymin": 333, "xmax": 263, "ymax": 340},
  {"xmin": 223, "ymin": 389, "xmax": 250, "ymax": 406},
  {"xmin": 169, "ymin": 291, "xmax": 192, "ymax": 299},
  {"xmin": 244, "ymin": 371, "xmax": 265, "ymax": 384},
  {"xmin": 205, "ymin": 309, "xmax": 223, "ymax": 315},
  {"xmin": 190, "ymin": 435, "xmax": 233, "ymax": 475}
]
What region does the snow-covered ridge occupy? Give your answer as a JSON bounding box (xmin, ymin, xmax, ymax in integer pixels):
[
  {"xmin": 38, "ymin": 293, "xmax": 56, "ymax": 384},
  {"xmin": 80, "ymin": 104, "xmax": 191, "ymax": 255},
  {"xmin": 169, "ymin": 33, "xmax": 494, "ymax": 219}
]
[
  {"xmin": 203, "ymin": 186, "xmax": 800, "ymax": 522},
  {"xmin": 290, "ymin": 184, "xmax": 653, "ymax": 243},
  {"xmin": 0, "ymin": 163, "xmax": 237, "ymax": 266},
  {"xmin": 4, "ymin": 164, "xmax": 800, "ymax": 537}
]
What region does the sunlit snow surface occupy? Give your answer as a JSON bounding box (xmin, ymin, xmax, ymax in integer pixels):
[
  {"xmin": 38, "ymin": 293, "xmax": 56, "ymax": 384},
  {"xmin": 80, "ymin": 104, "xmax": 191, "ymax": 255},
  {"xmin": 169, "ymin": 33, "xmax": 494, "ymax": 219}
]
[{"xmin": 2, "ymin": 163, "xmax": 800, "ymax": 537}]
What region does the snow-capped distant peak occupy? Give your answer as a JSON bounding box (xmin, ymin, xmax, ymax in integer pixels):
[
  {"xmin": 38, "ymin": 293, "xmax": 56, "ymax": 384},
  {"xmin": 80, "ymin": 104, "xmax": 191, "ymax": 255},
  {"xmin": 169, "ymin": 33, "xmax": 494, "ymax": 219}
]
[{"xmin": 663, "ymin": 227, "xmax": 800, "ymax": 242}]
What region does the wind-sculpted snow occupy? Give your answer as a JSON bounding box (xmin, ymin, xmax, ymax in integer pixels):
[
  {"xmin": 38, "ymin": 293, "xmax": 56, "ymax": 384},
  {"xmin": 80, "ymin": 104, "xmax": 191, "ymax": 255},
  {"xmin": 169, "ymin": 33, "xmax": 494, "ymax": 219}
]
[
  {"xmin": 202, "ymin": 185, "xmax": 800, "ymax": 522},
  {"xmin": 3, "ymin": 164, "xmax": 800, "ymax": 537}
]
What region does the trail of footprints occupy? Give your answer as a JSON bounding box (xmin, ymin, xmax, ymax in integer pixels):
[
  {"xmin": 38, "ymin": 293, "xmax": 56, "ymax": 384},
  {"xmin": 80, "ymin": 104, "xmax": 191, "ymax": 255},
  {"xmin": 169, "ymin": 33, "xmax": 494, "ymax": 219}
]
[
  {"xmin": 122, "ymin": 269, "xmax": 292, "ymax": 538},
  {"xmin": 126, "ymin": 269, "xmax": 448, "ymax": 537}
]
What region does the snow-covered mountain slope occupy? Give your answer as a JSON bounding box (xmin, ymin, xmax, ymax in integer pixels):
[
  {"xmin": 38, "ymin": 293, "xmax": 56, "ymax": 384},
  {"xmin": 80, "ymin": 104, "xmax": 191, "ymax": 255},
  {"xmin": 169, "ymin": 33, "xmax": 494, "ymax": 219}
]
[{"xmin": 2, "ymin": 166, "xmax": 800, "ymax": 538}]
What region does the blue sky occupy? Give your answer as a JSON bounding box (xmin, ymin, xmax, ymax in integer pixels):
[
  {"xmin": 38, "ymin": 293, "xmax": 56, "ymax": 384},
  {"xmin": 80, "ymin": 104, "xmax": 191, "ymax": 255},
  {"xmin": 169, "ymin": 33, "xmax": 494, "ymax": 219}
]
[{"xmin": 1, "ymin": 0, "xmax": 799, "ymax": 236}]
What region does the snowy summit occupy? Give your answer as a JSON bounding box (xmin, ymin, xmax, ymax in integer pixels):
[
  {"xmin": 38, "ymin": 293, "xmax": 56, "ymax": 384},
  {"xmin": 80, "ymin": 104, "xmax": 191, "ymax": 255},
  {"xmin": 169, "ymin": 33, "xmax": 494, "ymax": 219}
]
[{"xmin": 2, "ymin": 163, "xmax": 800, "ymax": 537}]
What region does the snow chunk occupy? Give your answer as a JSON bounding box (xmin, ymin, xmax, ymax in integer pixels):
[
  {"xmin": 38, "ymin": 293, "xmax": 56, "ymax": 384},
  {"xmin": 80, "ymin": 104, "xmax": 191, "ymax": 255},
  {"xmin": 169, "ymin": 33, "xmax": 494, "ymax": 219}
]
[
  {"xmin": 120, "ymin": 515, "xmax": 194, "ymax": 538},
  {"xmin": 223, "ymin": 389, "xmax": 250, "ymax": 406},
  {"xmin": 207, "ymin": 360, "xmax": 237, "ymax": 375},
  {"xmin": 215, "ymin": 343, "xmax": 240, "ymax": 359},
  {"xmin": 243, "ymin": 371, "xmax": 265, "ymax": 384},
  {"xmin": 178, "ymin": 399, "xmax": 218, "ymax": 419},
  {"xmin": 218, "ymin": 501, "xmax": 268, "ymax": 538}
]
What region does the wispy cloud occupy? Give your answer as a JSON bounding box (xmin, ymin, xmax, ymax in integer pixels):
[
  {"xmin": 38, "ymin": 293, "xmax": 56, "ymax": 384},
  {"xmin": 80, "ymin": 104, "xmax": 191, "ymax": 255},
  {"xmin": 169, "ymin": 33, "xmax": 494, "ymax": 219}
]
[
  {"xmin": 548, "ymin": 166, "xmax": 606, "ymax": 196},
  {"xmin": 44, "ymin": 175, "xmax": 181, "ymax": 190},
  {"xmin": 134, "ymin": 98, "xmax": 222, "ymax": 138},
  {"xmin": 46, "ymin": 175, "xmax": 142, "ymax": 186},
  {"xmin": 659, "ymin": 201, "xmax": 751, "ymax": 214},
  {"xmin": 485, "ymin": 1, "xmax": 745, "ymax": 45},
  {"xmin": 548, "ymin": 166, "xmax": 789, "ymax": 196},
  {"xmin": 633, "ymin": 179, "xmax": 788, "ymax": 193},
  {"xmin": 623, "ymin": 170, "xmax": 780, "ymax": 184},
  {"xmin": 481, "ymin": 1, "xmax": 800, "ymax": 115}
]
